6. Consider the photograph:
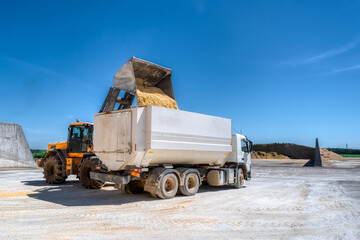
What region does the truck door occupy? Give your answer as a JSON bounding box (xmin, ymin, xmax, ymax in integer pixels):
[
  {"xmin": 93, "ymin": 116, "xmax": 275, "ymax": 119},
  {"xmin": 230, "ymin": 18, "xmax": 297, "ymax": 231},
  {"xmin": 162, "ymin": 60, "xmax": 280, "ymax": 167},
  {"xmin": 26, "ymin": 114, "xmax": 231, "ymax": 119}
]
[{"xmin": 241, "ymin": 139, "xmax": 250, "ymax": 171}]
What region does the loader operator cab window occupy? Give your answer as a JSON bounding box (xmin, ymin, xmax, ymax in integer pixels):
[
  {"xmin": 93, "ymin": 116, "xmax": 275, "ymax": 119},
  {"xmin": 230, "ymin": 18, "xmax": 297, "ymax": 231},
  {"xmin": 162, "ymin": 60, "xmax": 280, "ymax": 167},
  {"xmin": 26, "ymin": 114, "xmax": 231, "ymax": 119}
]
[
  {"xmin": 82, "ymin": 128, "xmax": 91, "ymax": 142},
  {"xmin": 68, "ymin": 125, "xmax": 93, "ymax": 153},
  {"xmin": 71, "ymin": 127, "xmax": 81, "ymax": 140}
]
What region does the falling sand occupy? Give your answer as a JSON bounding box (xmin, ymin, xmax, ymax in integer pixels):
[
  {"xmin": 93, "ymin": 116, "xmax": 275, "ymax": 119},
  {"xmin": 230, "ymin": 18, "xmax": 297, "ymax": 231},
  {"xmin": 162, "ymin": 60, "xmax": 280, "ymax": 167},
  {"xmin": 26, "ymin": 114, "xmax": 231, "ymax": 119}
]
[{"xmin": 136, "ymin": 84, "xmax": 178, "ymax": 110}]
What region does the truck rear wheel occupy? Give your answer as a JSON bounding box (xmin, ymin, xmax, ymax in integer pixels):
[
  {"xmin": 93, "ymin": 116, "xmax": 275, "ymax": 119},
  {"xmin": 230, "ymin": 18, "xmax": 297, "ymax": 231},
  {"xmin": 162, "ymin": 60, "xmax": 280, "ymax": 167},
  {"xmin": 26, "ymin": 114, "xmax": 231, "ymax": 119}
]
[
  {"xmin": 43, "ymin": 155, "xmax": 66, "ymax": 184},
  {"xmin": 158, "ymin": 173, "xmax": 178, "ymax": 199},
  {"xmin": 234, "ymin": 168, "xmax": 245, "ymax": 188},
  {"xmin": 179, "ymin": 172, "xmax": 200, "ymax": 196},
  {"xmin": 79, "ymin": 157, "xmax": 105, "ymax": 189}
]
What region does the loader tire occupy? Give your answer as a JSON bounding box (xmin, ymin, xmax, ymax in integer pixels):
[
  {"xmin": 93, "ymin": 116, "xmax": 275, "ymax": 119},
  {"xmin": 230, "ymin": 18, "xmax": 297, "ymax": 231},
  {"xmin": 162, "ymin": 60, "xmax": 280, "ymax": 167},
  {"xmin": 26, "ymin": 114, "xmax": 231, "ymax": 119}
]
[
  {"xmin": 43, "ymin": 155, "xmax": 66, "ymax": 184},
  {"xmin": 179, "ymin": 172, "xmax": 200, "ymax": 196},
  {"xmin": 157, "ymin": 173, "xmax": 178, "ymax": 199},
  {"xmin": 79, "ymin": 157, "xmax": 105, "ymax": 189},
  {"xmin": 234, "ymin": 168, "xmax": 245, "ymax": 189}
]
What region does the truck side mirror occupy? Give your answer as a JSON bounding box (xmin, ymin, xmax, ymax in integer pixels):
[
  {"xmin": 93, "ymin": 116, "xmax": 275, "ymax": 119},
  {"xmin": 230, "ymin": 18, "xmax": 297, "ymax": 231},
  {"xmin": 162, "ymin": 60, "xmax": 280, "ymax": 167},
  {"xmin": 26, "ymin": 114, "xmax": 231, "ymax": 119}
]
[{"xmin": 249, "ymin": 141, "xmax": 253, "ymax": 152}]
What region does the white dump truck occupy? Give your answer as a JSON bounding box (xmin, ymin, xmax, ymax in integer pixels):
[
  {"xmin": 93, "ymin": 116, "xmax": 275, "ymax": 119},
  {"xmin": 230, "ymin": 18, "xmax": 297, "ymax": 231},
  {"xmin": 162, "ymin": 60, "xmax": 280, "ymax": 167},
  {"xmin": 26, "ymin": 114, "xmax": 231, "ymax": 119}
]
[
  {"xmin": 81, "ymin": 105, "xmax": 252, "ymax": 199},
  {"xmin": 76, "ymin": 57, "xmax": 252, "ymax": 199}
]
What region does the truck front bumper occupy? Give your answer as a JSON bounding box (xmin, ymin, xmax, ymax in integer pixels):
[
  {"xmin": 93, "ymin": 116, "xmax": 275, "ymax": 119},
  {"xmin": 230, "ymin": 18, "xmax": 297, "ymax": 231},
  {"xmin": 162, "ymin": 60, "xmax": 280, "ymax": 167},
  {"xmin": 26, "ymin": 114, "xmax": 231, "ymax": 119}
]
[{"xmin": 90, "ymin": 172, "xmax": 132, "ymax": 185}]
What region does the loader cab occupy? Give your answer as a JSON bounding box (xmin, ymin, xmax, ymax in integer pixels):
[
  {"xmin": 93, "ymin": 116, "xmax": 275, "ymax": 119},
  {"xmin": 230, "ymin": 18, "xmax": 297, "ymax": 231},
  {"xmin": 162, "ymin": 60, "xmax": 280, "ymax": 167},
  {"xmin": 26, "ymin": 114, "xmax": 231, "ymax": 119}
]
[{"xmin": 68, "ymin": 123, "xmax": 93, "ymax": 153}]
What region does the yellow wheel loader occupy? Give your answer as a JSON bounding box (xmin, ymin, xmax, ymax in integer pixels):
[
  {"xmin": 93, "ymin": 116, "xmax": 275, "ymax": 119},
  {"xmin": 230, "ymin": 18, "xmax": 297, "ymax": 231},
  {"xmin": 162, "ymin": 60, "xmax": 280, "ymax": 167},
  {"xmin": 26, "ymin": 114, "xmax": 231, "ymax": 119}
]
[{"xmin": 38, "ymin": 122, "xmax": 104, "ymax": 188}]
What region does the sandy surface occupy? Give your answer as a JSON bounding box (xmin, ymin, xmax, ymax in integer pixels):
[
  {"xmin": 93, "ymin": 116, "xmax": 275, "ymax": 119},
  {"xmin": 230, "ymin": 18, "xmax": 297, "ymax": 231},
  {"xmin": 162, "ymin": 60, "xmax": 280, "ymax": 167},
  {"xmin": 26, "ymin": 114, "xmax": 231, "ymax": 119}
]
[{"xmin": 0, "ymin": 161, "xmax": 359, "ymax": 239}]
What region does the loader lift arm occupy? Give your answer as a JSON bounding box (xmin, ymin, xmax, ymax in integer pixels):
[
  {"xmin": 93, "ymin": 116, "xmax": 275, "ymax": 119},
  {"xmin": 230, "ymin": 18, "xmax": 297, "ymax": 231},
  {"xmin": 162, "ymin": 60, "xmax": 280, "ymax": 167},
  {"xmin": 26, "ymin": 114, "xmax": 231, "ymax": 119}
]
[{"xmin": 99, "ymin": 87, "xmax": 134, "ymax": 113}]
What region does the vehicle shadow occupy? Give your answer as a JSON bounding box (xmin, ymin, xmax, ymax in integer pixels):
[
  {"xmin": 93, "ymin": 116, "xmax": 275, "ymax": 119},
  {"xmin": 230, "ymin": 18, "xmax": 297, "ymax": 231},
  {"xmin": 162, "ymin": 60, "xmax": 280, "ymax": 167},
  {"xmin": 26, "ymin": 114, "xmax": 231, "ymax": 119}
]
[
  {"xmin": 197, "ymin": 184, "xmax": 246, "ymax": 193},
  {"xmin": 21, "ymin": 180, "xmax": 155, "ymax": 207}
]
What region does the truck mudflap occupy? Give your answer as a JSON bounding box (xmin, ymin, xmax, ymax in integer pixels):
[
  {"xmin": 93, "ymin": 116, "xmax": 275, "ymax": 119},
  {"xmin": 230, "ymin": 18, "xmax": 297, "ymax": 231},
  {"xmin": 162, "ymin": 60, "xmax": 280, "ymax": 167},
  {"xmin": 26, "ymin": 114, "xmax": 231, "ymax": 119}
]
[{"xmin": 90, "ymin": 172, "xmax": 132, "ymax": 185}]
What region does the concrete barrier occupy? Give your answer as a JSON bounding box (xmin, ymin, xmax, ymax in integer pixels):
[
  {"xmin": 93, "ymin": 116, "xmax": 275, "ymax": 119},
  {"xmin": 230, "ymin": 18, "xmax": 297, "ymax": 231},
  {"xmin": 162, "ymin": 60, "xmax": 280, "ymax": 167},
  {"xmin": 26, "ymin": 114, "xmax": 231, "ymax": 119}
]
[{"xmin": 0, "ymin": 122, "xmax": 36, "ymax": 168}]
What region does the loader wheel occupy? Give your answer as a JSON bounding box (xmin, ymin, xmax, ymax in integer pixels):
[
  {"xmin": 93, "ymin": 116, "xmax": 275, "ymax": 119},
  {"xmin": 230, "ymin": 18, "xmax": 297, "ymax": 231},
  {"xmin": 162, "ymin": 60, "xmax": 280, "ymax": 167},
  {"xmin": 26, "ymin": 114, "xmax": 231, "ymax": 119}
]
[
  {"xmin": 179, "ymin": 172, "xmax": 200, "ymax": 196},
  {"xmin": 79, "ymin": 157, "xmax": 105, "ymax": 189},
  {"xmin": 234, "ymin": 168, "xmax": 244, "ymax": 189},
  {"xmin": 158, "ymin": 173, "xmax": 178, "ymax": 199},
  {"xmin": 43, "ymin": 156, "xmax": 66, "ymax": 184}
]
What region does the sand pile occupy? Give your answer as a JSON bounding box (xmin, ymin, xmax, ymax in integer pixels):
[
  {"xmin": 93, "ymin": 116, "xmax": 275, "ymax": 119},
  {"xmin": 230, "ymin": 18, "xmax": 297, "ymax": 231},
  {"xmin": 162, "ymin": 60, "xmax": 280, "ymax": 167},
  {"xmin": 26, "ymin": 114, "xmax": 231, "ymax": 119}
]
[
  {"xmin": 252, "ymin": 151, "xmax": 290, "ymax": 159},
  {"xmin": 251, "ymin": 147, "xmax": 345, "ymax": 161},
  {"xmin": 320, "ymin": 148, "xmax": 345, "ymax": 160},
  {"xmin": 136, "ymin": 84, "xmax": 178, "ymax": 110}
]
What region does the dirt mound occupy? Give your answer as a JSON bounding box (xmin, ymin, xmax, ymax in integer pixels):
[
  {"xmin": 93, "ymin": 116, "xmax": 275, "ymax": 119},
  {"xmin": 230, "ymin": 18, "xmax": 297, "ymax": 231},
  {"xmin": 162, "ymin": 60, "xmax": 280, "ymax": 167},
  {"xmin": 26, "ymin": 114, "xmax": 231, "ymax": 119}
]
[
  {"xmin": 253, "ymin": 143, "xmax": 345, "ymax": 161},
  {"xmin": 320, "ymin": 148, "xmax": 345, "ymax": 160},
  {"xmin": 252, "ymin": 151, "xmax": 290, "ymax": 159},
  {"xmin": 136, "ymin": 84, "xmax": 178, "ymax": 109},
  {"xmin": 254, "ymin": 143, "xmax": 314, "ymax": 159}
]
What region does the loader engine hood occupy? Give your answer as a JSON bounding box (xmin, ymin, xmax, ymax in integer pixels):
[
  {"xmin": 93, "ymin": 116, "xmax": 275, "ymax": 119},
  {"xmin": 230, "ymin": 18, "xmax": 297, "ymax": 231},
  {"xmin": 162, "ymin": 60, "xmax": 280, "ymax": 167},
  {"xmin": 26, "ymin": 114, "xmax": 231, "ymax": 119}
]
[{"xmin": 113, "ymin": 57, "xmax": 175, "ymax": 100}]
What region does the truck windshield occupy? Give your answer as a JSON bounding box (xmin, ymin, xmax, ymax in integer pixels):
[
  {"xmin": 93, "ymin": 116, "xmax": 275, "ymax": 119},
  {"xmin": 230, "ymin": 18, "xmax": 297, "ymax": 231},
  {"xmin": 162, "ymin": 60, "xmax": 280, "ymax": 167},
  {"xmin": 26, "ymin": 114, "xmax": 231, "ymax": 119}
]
[{"xmin": 241, "ymin": 140, "xmax": 249, "ymax": 152}]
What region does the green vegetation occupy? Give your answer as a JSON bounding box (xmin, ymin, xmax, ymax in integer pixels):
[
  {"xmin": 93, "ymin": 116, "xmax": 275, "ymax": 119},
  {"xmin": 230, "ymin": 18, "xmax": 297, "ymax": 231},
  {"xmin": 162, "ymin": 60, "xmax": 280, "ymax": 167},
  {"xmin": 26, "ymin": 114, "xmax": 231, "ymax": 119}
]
[
  {"xmin": 31, "ymin": 149, "xmax": 47, "ymax": 158},
  {"xmin": 327, "ymin": 148, "xmax": 360, "ymax": 155},
  {"xmin": 340, "ymin": 154, "xmax": 360, "ymax": 158}
]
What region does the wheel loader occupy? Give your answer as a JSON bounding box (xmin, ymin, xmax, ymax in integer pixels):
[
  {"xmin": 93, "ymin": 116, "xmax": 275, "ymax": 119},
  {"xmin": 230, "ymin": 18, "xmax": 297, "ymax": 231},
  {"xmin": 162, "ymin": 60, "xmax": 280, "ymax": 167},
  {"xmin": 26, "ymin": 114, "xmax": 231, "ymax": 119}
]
[{"xmin": 37, "ymin": 121, "xmax": 95, "ymax": 184}]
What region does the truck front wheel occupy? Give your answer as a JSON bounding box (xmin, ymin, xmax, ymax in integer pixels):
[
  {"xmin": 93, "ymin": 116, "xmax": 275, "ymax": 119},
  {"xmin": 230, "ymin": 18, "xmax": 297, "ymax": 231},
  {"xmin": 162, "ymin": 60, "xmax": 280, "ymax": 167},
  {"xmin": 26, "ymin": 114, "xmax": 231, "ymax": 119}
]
[
  {"xmin": 179, "ymin": 172, "xmax": 200, "ymax": 196},
  {"xmin": 158, "ymin": 173, "xmax": 178, "ymax": 199},
  {"xmin": 234, "ymin": 168, "xmax": 245, "ymax": 188},
  {"xmin": 79, "ymin": 157, "xmax": 105, "ymax": 189}
]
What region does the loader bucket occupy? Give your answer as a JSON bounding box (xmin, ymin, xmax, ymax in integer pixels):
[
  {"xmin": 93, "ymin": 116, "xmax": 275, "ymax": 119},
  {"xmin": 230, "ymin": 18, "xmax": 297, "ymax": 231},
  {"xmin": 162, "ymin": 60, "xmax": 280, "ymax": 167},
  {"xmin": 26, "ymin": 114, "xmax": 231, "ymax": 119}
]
[
  {"xmin": 100, "ymin": 57, "xmax": 176, "ymax": 112},
  {"xmin": 113, "ymin": 57, "xmax": 175, "ymax": 99}
]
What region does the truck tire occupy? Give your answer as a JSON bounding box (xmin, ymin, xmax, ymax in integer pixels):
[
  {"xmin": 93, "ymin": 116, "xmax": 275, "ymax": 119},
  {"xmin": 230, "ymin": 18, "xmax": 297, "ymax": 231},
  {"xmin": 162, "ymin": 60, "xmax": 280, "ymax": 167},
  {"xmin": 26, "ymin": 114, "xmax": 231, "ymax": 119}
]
[
  {"xmin": 234, "ymin": 168, "xmax": 245, "ymax": 188},
  {"xmin": 158, "ymin": 173, "xmax": 178, "ymax": 199},
  {"xmin": 179, "ymin": 172, "xmax": 200, "ymax": 196},
  {"xmin": 43, "ymin": 155, "xmax": 66, "ymax": 184},
  {"xmin": 79, "ymin": 157, "xmax": 105, "ymax": 189}
]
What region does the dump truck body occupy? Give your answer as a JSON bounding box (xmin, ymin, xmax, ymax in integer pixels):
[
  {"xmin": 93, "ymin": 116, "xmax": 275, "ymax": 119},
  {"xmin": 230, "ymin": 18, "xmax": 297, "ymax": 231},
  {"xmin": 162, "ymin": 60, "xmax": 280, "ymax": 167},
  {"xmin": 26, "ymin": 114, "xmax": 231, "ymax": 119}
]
[{"xmin": 93, "ymin": 106, "xmax": 232, "ymax": 170}]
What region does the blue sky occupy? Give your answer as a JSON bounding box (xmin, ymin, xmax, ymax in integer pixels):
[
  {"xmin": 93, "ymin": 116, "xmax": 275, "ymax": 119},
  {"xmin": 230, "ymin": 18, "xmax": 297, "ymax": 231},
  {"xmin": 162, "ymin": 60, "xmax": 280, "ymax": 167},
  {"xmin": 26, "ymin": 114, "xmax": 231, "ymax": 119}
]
[{"xmin": 0, "ymin": 0, "xmax": 359, "ymax": 149}]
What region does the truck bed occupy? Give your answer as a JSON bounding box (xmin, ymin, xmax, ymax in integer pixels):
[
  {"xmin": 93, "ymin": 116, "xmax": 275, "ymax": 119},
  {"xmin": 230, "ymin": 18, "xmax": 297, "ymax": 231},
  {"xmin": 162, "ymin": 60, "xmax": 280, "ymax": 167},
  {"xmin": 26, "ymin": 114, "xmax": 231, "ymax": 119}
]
[{"xmin": 93, "ymin": 106, "xmax": 232, "ymax": 171}]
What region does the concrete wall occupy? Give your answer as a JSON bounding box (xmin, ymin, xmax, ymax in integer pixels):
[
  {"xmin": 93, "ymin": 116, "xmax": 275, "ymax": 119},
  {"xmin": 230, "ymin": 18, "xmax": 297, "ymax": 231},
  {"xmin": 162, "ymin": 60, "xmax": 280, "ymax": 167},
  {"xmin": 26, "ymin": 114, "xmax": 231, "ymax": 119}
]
[{"xmin": 0, "ymin": 122, "xmax": 36, "ymax": 168}]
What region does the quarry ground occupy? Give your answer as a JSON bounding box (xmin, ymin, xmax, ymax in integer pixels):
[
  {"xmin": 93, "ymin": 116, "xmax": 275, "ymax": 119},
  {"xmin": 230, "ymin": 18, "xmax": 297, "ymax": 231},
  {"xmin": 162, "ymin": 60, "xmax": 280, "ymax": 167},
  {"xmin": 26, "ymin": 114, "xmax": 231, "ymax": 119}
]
[{"xmin": 0, "ymin": 159, "xmax": 360, "ymax": 239}]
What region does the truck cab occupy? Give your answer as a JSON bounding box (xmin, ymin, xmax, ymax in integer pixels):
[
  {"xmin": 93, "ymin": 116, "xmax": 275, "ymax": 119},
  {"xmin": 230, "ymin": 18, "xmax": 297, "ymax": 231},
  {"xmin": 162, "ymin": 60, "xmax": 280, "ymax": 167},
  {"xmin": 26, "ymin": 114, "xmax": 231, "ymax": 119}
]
[{"xmin": 227, "ymin": 134, "xmax": 253, "ymax": 179}]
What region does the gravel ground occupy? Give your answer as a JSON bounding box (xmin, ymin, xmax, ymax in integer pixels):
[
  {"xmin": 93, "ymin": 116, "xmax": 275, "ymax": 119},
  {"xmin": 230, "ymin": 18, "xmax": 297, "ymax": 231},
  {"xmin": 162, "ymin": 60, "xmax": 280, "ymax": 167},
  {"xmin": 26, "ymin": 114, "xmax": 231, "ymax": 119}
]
[{"xmin": 0, "ymin": 160, "xmax": 359, "ymax": 239}]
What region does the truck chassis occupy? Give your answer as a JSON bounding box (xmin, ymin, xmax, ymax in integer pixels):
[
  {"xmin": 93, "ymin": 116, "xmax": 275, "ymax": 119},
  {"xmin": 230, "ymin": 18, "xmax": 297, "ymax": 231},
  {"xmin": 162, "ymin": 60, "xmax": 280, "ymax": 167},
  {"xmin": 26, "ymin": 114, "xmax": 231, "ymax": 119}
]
[{"xmin": 88, "ymin": 159, "xmax": 249, "ymax": 199}]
